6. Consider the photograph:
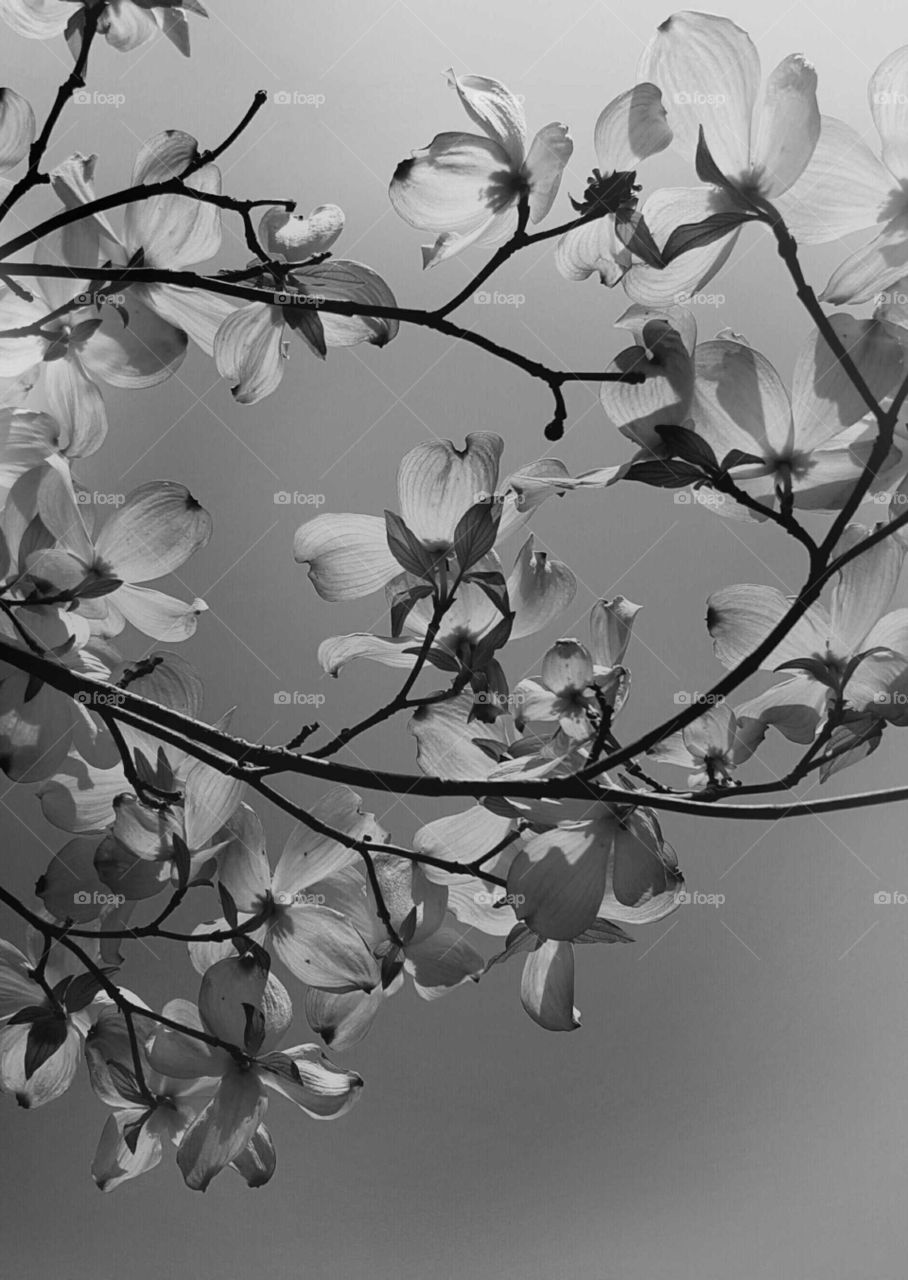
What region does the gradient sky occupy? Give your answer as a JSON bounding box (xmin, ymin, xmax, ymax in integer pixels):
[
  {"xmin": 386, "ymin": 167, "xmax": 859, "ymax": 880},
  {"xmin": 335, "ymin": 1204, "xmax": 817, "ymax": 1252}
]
[{"xmin": 2, "ymin": 2, "xmax": 908, "ymax": 1277}]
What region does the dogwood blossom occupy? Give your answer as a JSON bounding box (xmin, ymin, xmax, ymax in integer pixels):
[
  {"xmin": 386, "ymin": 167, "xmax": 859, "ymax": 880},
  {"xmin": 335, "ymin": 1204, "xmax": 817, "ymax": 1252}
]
[
  {"xmin": 708, "ymin": 525, "xmax": 908, "ymax": 741},
  {"xmin": 555, "ymin": 83, "xmax": 672, "ymax": 285},
  {"xmin": 146, "ymin": 955, "xmax": 362, "ymax": 1191},
  {"xmin": 0, "ymin": 933, "xmax": 105, "ymax": 1108},
  {"xmin": 601, "ymin": 309, "xmax": 906, "ymax": 511},
  {"xmin": 187, "ymin": 793, "xmax": 383, "ymax": 993},
  {"xmin": 390, "ymin": 71, "xmax": 572, "ymax": 266},
  {"xmin": 625, "ymin": 11, "xmax": 820, "ymax": 304},
  {"xmin": 214, "ymin": 204, "xmax": 399, "ymax": 404}
]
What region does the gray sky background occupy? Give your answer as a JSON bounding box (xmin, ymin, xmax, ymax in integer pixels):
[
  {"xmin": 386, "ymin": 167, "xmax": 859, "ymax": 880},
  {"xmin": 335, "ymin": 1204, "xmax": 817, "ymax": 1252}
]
[{"xmin": 2, "ymin": 3, "xmax": 907, "ymax": 1278}]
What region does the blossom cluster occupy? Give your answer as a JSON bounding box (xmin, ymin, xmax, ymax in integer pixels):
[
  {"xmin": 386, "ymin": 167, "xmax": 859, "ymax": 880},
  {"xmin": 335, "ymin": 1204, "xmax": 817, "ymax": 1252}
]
[{"xmin": 0, "ymin": 5, "xmax": 907, "ymax": 1194}]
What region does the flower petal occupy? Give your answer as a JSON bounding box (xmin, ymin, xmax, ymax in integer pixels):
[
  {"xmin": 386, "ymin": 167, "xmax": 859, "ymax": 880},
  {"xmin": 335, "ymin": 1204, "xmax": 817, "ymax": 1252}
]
[
  {"xmin": 637, "ymin": 10, "xmax": 759, "ymax": 176},
  {"xmin": 125, "ymin": 131, "xmax": 221, "ymax": 267},
  {"xmin": 259, "ymin": 1043, "xmax": 363, "ymax": 1116},
  {"xmin": 594, "ymin": 83, "xmax": 672, "ymax": 172},
  {"xmin": 524, "ymin": 122, "xmax": 572, "ymax": 223},
  {"xmin": 520, "ymin": 940, "xmax": 580, "ymax": 1031},
  {"xmin": 750, "ymin": 54, "xmax": 820, "ymax": 197},
  {"xmin": 0, "ymin": 87, "xmax": 35, "ymax": 171},
  {"xmin": 390, "ymin": 132, "xmax": 515, "ymax": 234},
  {"xmin": 294, "ymin": 512, "xmax": 398, "ymax": 601},
  {"xmin": 506, "ymin": 535, "xmax": 576, "ymax": 640},
  {"xmin": 95, "ymin": 481, "xmax": 212, "ymax": 581},
  {"xmin": 776, "ymin": 117, "xmax": 895, "ymax": 244},
  {"xmin": 213, "ymin": 302, "xmax": 284, "ymax": 404},
  {"xmin": 398, "ymin": 432, "xmax": 503, "ymax": 545},
  {"xmin": 177, "ymin": 1070, "xmax": 267, "ymax": 1191},
  {"xmin": 447, "ymin": 70, "xmax": 527, "ymax": 164},
  {"xmin": 707, "ymin": 583, "xmax": 830, "ymax": 669},
  {"xmin": 870, "ymin": 46, "xmax": 908, "ymax": 181}
]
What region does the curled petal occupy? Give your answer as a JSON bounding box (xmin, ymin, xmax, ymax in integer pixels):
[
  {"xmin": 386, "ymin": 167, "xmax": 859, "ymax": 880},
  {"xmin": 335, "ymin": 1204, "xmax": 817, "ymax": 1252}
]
[
  {"xmin": 524, "ymin": 122, "xmax": 572, "ymax": 223},
  {"xmin": 259, "ymin": 204, "xmax": 344, "ymax": 260},
  {"xmin": 520, "ymin": 940, "xmax": 580, "ymax": 1031},
  {"xmin": 0, "ymin": 87, "xmax": 34, "ymax": 170},
  {"xmin": 398, "ymin": 432, "xmax": 503, "ymax": 545},
  {"xmin": 214, "ymin": 302, "xmax": 284, "ymax": 404},
  {"xmin": 259, "ymin": 1043, "xmax": 363, "ymax": 1117},
  {"xmin": 125, "ymin": 130, "xmax": 221, "ymax": 267},
  {"xmin": 506, "ymin": 536, "xmax": 576, "ymax": 639},
  {"xmin": 589, "ymin": 596, "xmax": 642, "ymax": 667},
  {"xmin": 447, "ymin": 70, "xmax": 527, "ymax": 163}
]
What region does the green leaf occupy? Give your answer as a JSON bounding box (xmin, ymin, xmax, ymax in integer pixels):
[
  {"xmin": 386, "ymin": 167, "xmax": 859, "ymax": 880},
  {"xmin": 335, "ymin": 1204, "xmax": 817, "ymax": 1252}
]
[
  {"xmin": 171, "ymin": 832, "xmax": 191, "ymax": 892},
  {"xmin": 662, "ymin": 211, "xmax": 751, "ymax": 264},
  {"xmin": 218, "ymin": 881, "xmax": 239, "ymax": 929},
  {"xmin": 63, "ymin": 972, "xmax": 107, "ymax": 1013},
  {"xmin": 655, "ymin": 425, "xmax": 719, "ymax": 471},
  {"xmin": 23, "ymin": 1014, "xmax": 68, "ymax": 1080},
  {"xmin": 615, "ymin": 212, "xmax": 664, "ymax": 269},
  {"xmin": 284, "ymin": 305, "xmax": 327, "ymax": 359},
  {"xmin": 384, "ymin": 510, "xmax": 436, "ymax": 580},
  {"xmin": 624, "ymin": 459, "xmax": 706, "ymax": 488},
  {"xmin": 452, "ymin": 501, "xmax": 501, "ymax": 573}
]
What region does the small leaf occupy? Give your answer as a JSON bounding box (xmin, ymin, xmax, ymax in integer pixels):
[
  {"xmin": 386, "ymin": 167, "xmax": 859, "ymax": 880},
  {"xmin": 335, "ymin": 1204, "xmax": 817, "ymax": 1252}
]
[
  {"xmin": 624, "ymin": 459, "xmax": 706, "ymax": 488},
  {"xmin": 662, "ymin": 211, "xmax": 752, "ymax": 264},
  {"xmin": 171, "ymin": 832, "xmax": 191, "ymax": 892},
  {"xmin": 218, "ymin": 881, "xmax": 239, "ymax": 929},
  {"xmin": 384, "ymin": 510, "xmax": 436, "ymax": 580},
  {"xmin": 63, "ymin": 972, "xmax": 107, "ymax": 1013},
  {"xmin": 720, "ymin": 448, "xmax": 766, "ymax": 471},
  {"xmin": 615, "ymin": 211, "xmax": 664, "ymax": 269},
  {"xmin": 655, "ymin": 425, "xmax": 719, "ymax": 471},
  {"xmin": 23, "ymin": 1015, "xmax": 68, "ymax": 1080},
  {"xmin": 285, "ymin": 305, "xmax": 327, "ymax": 359},
  {"xmin": 452, "ymin": 501, "xmax": 501, "ymax": 573},
  {"xmin": 242, "ymin": 1003, "xmax": 266, "ymax": 1055}
]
